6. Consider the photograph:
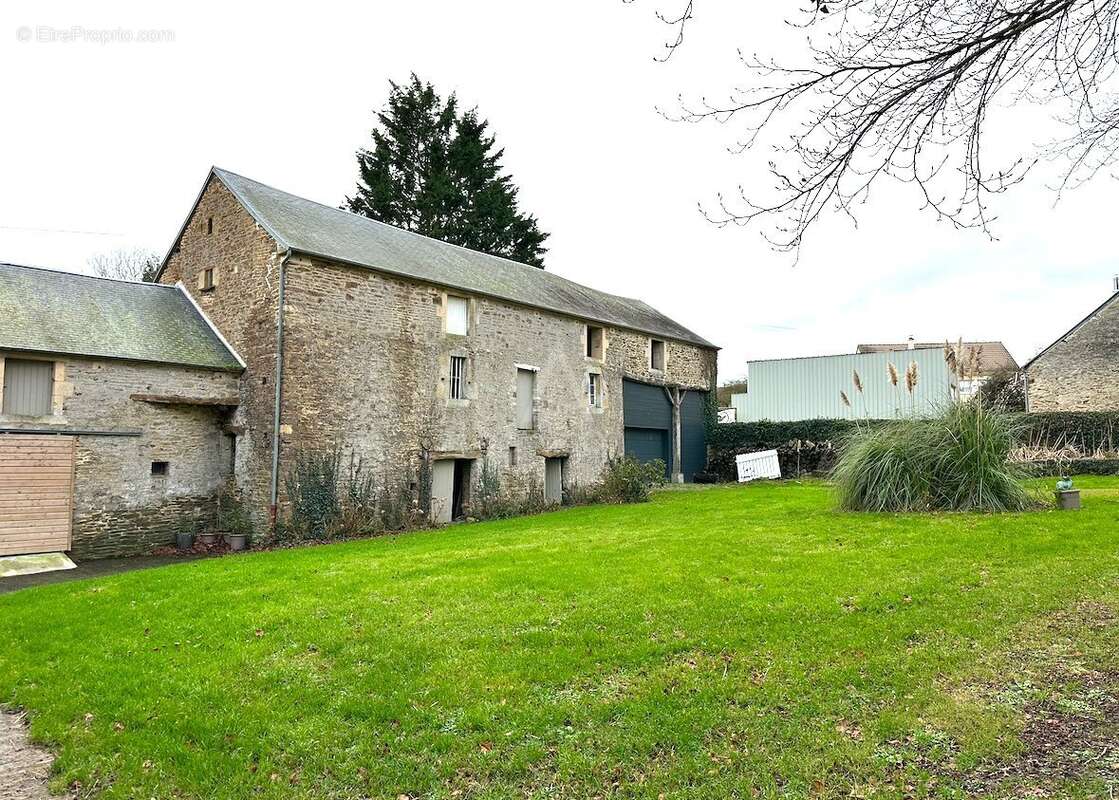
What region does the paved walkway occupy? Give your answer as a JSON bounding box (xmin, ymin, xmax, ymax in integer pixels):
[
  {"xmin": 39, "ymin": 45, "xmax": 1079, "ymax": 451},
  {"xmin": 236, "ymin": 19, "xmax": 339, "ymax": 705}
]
[{"xmin": 0, "ymin": 554, "xmax": 204, "ymax": 595}]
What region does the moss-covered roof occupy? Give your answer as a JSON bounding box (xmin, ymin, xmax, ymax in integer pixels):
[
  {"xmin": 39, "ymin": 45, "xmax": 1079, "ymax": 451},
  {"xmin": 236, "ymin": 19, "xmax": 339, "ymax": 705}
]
[
  {"xmin": 0, "ymin": 262, "xmax": 243, "ymax": 371},
  {"xmin": 207, "ymin": 168, "xmax": 715, "ymax": 349}
]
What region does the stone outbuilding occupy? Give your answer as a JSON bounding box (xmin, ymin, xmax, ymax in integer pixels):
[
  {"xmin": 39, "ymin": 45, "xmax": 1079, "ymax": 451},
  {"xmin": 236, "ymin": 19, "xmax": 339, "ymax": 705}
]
[
  {"xmin": 0, "ymin": 262, "xmax": 243, "ymax": 558},
  {"xmin": 1024, "ymin": 285, "xmax": 1119, "ymax": 412},
  {"xmin": 0, "ymin": 167, "xmax": 716, "ymax": 557}
]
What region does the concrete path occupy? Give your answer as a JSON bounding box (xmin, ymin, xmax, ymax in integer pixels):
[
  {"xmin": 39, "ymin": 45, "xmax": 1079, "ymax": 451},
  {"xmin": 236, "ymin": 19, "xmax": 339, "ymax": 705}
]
[{"xmin": 0, "ymin": 554, "xmax": 205, "ymax": 595}]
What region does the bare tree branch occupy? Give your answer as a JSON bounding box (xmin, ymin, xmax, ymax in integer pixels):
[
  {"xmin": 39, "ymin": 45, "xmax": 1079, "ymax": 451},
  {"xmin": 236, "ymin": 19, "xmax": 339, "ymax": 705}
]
[{"xmin": 634, "ymin": 0, "xmax": 1119, "ymax": 252}]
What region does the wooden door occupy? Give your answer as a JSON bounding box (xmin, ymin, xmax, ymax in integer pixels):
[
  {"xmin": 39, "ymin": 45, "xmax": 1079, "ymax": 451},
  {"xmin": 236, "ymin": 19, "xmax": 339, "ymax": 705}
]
[{"xmin": 0, "ymin": 435, "xmax": 75, "ymax": 556}]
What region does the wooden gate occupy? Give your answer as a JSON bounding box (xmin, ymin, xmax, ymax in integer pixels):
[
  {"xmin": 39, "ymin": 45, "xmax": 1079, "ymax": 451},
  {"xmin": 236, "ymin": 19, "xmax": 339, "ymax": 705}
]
[{"xmin": 0, "ymin": 435, "xmax": 75, "ymax": 556}]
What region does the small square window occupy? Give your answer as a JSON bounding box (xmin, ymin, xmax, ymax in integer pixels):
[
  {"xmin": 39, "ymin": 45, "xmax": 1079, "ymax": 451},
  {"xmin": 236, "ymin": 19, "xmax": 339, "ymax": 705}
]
[
  {"xmin": 650, "ymin": 339, "xmax": 666, "ymax": 371},
  {"xmin": 151, "ymin": 461, "xmax": 169, "ymax": 477},
  {"xmin": 449, "ymin": 355, "xmax": 467, "ymax": 400},
  {"xmin": 586, "ymin": 325, "xmax": 604, "ymax": 359},
  {"xmin": 200, "ymin": 268, "xmax": 215, "ymax": 291},
  {"xmin": 588, "ymin": 373, "xmax": 602, "ymax": 408},
  {"xmin": 447, "ymin": 295, "xmax": 469, "ymax": 335}
]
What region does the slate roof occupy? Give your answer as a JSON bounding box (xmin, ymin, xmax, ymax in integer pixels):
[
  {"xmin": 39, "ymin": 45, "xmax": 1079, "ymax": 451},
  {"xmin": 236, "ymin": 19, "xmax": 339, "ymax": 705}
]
[
  {"xmin": 856, "ymin": 341, "xmax": 1018, "ymax": 377},
  {"xmin": 0, "ymin": 262, "xmax": 243, "ymax": 371},
  {"xmin": 1022, "ymin": 290, "xmax": 1119, "ymax": 370},
  {"xmin": 201, "ymin": 168, "xmax": 715, "ymax": 349}
]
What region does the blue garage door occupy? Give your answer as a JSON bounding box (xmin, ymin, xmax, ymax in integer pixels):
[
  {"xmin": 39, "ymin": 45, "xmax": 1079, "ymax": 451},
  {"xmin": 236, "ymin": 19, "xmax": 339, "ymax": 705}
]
[
  {"xmin": 623, "ymin": 379, "xmax": 671, "ymax": 478},
  {"xmin": 623, "ymin": 427, "xmax": 670, "ymax": 478},
  {"xmin": 623, "ymin": 380, "xmax": 709, "ymax": 481}
]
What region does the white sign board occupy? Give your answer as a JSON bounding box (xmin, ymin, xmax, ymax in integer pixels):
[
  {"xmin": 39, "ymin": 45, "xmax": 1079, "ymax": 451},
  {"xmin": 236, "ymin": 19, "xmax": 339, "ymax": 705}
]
[
  {"xmin": 735, "ymin": 450, "xmax": 781, "ymax": 483},
  {"xmin": 717, "ymin": 407, "xmax": 737, "ymax": 424}
]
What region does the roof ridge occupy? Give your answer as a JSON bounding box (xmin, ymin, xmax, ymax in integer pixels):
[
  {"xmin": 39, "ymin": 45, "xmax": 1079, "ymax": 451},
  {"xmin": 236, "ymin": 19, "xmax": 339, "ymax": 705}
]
[
  {"xmin": 210, "ymin": 167, "xmax": 660, "ymax": 312},
  {"xmin": 750, "ymin": 347, "xmax": 945, "ymax": 365},
  {"xmin": 0, "ymin": 260, "xmax": 178, "ymax": 289}
]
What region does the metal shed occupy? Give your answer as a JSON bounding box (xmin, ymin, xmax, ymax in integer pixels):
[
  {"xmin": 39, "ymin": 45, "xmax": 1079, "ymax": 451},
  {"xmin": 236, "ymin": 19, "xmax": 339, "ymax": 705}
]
[{"xmin": 731, "ymin": 348, "xmax": 956, "ymax": 423}]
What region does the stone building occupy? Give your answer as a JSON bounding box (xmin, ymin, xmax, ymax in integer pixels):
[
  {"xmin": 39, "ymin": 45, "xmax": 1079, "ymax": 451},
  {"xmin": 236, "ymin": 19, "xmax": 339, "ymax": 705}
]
[
  {"xmin": 1025, "ymin": 286, "xmax": 1119, "ymax": 411},
  {"xmin": 0, "ymin": 263, "xmax": 242, "ymax": 558},
  {"xmin": 0, "ymin": 167, "xmax": 716, "ymax": 557}
]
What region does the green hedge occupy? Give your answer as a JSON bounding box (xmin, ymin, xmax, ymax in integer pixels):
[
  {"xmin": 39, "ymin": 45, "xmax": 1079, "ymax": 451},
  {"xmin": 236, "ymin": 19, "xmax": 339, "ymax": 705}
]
[
  {"xmin": 708, "ymin": 412, "xmax": 1119, "ymax": 481},
  {"xmin": 1017, "ymin": 412, "xmax": 1119, "ymax": 452},
  {"xmin": 1025, "ymin": 458, "xmax": 1119, "ymax": 477},
  {"xmin": 708, "ymin": 419, "xmax": 871, "ymax": 480}
]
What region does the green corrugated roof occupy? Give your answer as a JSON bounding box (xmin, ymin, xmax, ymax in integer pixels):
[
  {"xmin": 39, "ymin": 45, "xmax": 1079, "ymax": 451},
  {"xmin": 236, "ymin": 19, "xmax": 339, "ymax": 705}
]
[
  {"xmin": 0, "ymin": 262, "xmax": 243, "ymax": 371},
  {"xmin": 200, "ymin": 168, "xmax": 715, "ymax": 349}
]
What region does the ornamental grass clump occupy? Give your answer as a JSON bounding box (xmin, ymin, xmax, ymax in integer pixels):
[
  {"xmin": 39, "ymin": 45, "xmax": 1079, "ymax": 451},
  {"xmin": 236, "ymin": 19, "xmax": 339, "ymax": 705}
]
[{"xmin": 833, "ymin": 401, "xmax": 1031, "ymax": 512}]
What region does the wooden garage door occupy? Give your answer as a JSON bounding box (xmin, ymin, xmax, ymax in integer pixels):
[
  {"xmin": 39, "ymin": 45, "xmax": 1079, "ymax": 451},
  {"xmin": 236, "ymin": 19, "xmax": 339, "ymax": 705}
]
[{"xmin": 0, "ymin": 435, "xmax": 75, "ymax": 556}]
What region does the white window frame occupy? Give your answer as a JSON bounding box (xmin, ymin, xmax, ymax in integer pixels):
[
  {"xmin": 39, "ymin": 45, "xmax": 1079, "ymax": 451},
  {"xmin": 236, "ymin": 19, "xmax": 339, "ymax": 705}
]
[
  {"xmin": 588, "ymin": 372, "xmax": 602, "ymax": 408},
  {"xmin": 449, "ymin": 355, "xmax": 467, "ymax": 400},
  {"xmin": 446, "ymin": 295, "xmax": 469, "ymax": 336}
]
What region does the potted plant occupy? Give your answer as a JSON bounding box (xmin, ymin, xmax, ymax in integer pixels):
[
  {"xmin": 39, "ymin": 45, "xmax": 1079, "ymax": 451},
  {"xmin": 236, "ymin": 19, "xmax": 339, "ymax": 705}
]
[
  {"xmin": 218, "ymin": 488, "xmax": 252, "ymax": 552},
  {"xmin": 197, "ymin": 530, "xmax": 222, "ymax": 546}
]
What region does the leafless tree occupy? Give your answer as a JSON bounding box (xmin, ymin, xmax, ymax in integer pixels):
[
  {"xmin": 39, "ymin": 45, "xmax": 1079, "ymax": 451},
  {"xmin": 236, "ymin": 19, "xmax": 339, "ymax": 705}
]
[
  {"xmin": 635, "ymin": 0, "xmax": 1119, "ymax": 251},
  {"xmin": 87, "ymin": 248, "xmax": 161, "ymax": 282}
]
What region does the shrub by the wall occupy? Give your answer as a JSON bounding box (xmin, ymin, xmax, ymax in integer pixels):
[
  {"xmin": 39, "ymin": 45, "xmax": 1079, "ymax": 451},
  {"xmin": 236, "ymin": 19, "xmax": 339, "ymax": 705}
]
[
  {"xmin": 1015, "ymin": 412, "xmax": 1119, "ymax": 457},
  {"xmin": 596, "ymin": 456, "xmax": 667, "ymax": 503}
]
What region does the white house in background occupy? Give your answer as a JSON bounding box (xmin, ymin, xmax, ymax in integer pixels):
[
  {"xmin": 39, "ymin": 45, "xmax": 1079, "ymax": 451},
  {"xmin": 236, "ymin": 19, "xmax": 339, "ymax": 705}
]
[{"xmin": 730, "ymin": 348, "xmax": 957, "ymax": 423}]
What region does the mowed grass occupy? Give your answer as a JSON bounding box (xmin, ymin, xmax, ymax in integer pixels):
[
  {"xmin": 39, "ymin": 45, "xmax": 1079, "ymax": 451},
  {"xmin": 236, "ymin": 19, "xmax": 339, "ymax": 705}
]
[{"xmin": 2, "ymin": 479, "xmax": 1118, "ymax": 799}]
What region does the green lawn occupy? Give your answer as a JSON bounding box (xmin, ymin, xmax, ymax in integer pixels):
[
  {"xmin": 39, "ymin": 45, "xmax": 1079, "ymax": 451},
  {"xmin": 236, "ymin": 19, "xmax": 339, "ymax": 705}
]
[{"xmin": 2, "ymin": 479, "xmax": 1118, "ymax": 799}]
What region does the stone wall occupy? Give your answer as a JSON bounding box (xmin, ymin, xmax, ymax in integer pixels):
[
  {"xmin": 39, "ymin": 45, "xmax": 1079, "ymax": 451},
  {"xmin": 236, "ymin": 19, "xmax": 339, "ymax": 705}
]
[
  {"xmin": 0, "ymin": 352, "xmax": 239, "ymax": 558},
  {"xmin": 276, "ymin": 256, "xmax": 716, "ymax": 505},
  {"xmin": 1027, "ymin": 295, "xmax": 1119, "ymax": 412},
  {"xmin": 156, "ymin": 175, "xmax": 716, "ymax": 524},
  {"xmin": 158, "ymin": 176, "xmax": 282, "ymax": 517}
]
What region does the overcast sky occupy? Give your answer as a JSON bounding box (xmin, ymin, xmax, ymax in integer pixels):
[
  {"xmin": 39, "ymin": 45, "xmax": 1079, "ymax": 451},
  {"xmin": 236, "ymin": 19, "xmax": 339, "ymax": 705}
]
[{"xmin": 3, "ymin": 1, "xmax": 1116, "ymax": 382}]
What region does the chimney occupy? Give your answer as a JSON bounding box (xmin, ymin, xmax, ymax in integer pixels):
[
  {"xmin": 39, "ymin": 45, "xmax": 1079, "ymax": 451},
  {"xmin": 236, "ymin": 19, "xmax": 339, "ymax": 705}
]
[
  {"xmin": 906, "ymin": 335, "xmax": 915, "ymax": 350},
  {"xmin": 1114, "ymin": 274, "xmax": 1118, "ymax": 292}
]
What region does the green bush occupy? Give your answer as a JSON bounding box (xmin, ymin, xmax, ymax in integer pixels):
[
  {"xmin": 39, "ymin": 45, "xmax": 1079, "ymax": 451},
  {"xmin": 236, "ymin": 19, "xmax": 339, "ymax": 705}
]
[
  {"xmin": 832, "ymin": 403, "xmax": 1031, "ymax": 512},
  {"xmin": 283, "ymin": 448, "xmax": 422, "ymax": 540},
  {"xmin": 283, "ymin": 449, "xmax": 342, "ymax": 539},
  {"xmin": 471, "ymin": 457, "xmax": 549, "ymax": 520},
  {"xmin": 216, "ymin": 487, "xmax": 253, "ymax": 537},
  {"xmin": 596, "ymin": 456, "xmax": 667, "ymax": 503}
]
